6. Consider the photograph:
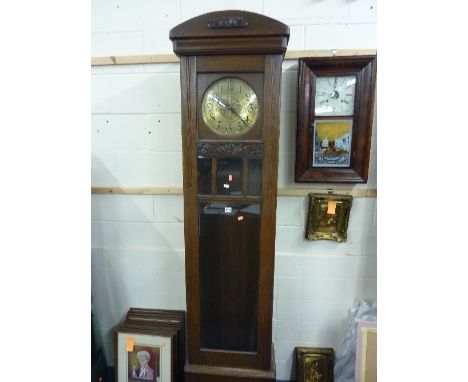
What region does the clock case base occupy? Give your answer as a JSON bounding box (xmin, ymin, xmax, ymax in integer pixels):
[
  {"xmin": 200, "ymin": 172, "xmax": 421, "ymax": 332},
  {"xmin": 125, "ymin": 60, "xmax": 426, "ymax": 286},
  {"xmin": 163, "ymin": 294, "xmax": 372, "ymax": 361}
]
[
  {"xmin": 185, "ymin": 346, "xmax": 276, "ymax": 382},
  {"xmin": 185, "ymin": 368, "xmax": 275, "ymax": 382}
]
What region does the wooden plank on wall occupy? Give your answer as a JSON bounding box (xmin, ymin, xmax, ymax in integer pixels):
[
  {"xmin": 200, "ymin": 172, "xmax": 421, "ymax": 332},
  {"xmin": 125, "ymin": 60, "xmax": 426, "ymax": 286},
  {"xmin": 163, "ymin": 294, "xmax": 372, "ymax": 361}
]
[
  {"xmin": 91, "ymin": 186, "xmax": 377, "ymax": 198},
  {"xmin": 91, "ymin": 187, "xmax": 183, "ymax": 195},
  {"xmin": 92, "ymin": 54, "xmax": 179, "ymax": 66},
  {"xmin": 91, "ymin": 49, "xmax": 377, "ymax": 66}
]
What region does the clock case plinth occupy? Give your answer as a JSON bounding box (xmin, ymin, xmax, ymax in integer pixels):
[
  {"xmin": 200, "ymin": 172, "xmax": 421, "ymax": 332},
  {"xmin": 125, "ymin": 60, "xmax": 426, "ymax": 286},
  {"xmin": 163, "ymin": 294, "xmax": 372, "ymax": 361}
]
[{"xmin": 170, "ymin": 11, "xmax": 289, "ymax": 382}]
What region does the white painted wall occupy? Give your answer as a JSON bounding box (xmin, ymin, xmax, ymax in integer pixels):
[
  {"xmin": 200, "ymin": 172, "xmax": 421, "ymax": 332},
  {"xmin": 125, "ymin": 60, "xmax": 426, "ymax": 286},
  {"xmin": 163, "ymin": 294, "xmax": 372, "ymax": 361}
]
[{"xmin": 91, "ymin": 1, "xmax": 377, "ymax": 380}]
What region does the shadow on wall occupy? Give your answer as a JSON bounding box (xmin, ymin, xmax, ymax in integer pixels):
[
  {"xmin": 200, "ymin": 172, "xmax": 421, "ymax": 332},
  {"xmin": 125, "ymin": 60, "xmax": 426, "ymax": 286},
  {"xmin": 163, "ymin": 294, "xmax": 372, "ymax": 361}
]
[
  {"xmin": 91, "ymin": 156, "xmax": 186, "ymax": 366},
  {"xmin": 91, "ymin": 69, "xmax": 186, "ymax": 366}
]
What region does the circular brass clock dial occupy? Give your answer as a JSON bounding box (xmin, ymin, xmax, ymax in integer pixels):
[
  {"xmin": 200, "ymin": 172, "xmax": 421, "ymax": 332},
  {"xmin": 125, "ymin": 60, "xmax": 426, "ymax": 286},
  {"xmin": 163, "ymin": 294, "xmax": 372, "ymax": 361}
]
[{"xmin": 201, "ymin": 77, "xmax": 259, "ymax": 136}]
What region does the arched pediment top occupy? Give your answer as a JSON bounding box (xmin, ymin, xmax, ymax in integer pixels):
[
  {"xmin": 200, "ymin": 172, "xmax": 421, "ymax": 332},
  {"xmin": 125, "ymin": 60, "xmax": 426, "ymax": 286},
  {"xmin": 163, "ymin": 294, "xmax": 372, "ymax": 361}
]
[{"xmin": 170, "ymin": 10, "xmax": 289, "ymax": 56}]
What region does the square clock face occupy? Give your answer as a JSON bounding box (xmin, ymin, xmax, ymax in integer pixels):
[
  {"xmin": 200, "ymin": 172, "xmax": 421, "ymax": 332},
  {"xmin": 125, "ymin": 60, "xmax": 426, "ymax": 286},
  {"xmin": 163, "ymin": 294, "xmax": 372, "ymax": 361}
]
[{"xmin": 315, "ymin": 75, "xmax": 356, "ymax": 116}]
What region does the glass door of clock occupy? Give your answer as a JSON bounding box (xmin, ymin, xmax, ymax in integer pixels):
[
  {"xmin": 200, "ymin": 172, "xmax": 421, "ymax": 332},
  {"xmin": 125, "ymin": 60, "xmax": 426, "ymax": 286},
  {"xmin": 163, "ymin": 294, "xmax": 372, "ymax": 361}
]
[
  {"xmin": 197, "ymin": 154, "xmax": 262, "ymax": 352},
  {"xmin": 199, "ymin": 202, "xmax": 260, "ymax": 352}
]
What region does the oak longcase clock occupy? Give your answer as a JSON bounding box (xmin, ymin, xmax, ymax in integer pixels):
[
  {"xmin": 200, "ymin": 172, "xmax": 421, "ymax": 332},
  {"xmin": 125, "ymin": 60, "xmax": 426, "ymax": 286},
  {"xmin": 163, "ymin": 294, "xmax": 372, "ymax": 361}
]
[{"xmin": 170, "ymin": 10, "xmax": 289, "ymax": 382}]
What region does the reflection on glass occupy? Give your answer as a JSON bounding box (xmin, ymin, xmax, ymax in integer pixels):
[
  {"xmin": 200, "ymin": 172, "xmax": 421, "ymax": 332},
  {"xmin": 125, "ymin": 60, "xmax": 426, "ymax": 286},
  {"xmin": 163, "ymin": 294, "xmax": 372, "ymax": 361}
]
[
  {"xmin": 312, "ymin": 119, "xmax": 353, "ymax": 167},
  {"xmin": 198, "ymin": 157, "xmax": 212, "ymax": 195},
  {"xmin": 315, "ymin": 75, "xmax": 356, "ymax": 116},
  {"xmin": 248, "ymin": 159, "xmax": 262, "ymax": 195},
  {"xmin": 216, "ymin": 158, "xmax": 243, "ymax": 195},
  {"xmin": 199, "ymin": 202, "xmax": 260, "ymax": 352}
]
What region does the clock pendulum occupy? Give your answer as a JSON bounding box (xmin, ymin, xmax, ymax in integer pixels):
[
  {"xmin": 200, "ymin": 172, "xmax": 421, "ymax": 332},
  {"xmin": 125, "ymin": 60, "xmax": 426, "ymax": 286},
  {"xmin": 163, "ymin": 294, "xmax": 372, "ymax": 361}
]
[{"xmin": 170, "ymin": 11, "xmax": 289, "ymax": 382}]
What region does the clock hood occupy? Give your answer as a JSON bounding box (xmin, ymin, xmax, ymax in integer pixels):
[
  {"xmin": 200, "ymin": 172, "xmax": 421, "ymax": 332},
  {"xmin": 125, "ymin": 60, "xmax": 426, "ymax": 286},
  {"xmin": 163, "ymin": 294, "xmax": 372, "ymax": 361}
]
[{"xmin": 169, "ymin": 10, "xmax": 290, "ymax": 56}]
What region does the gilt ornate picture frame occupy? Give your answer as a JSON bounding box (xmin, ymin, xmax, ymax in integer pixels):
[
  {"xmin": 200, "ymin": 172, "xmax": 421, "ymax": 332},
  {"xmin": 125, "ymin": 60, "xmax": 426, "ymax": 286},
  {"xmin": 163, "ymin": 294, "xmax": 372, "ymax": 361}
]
[
  {"xmin": 296, "ymin": 347, "xmax": 334, "ymax": 382},
  {"xmin": 306, "ymin": 193, "xmax": 353, "ymax": 242}
]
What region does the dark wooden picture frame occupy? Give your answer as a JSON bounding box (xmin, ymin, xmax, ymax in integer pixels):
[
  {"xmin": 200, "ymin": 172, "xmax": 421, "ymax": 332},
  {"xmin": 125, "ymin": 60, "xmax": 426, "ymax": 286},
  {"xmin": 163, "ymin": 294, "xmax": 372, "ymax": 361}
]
[
  {"xmin": 115, "ymin": 308, "xmax": 185, "ymax": 382},
  {"xmin": 295, "ymin": 55, "xmax": 376, "ymax": 183}
]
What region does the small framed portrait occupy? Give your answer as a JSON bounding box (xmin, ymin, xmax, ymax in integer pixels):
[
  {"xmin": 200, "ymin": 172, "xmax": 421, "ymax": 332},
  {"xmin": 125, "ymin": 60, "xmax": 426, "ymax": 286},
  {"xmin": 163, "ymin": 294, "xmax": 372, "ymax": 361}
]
[
  {"xmin": 128, "ymin": 345, "xmax": 159, "ymax": 382},
  {"xmin": 118, "ymin": 332, "xmax": 172, "ymax": 382}
]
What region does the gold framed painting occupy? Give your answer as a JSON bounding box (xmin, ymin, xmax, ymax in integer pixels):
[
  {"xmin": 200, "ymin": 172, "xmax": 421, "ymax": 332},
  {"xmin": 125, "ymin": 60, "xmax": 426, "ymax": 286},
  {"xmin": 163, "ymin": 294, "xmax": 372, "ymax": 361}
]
[
  {"xmin": 296, "ymin": 347, "xmax": 334, "ymax": 382},
  {"xmin": 306, "ymin": 193, "xmax": 353, "ymax": 242}
]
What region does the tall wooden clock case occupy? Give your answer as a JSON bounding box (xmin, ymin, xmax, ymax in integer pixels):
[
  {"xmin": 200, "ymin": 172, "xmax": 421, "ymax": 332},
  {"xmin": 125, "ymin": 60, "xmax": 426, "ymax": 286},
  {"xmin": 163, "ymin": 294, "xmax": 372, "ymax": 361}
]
[{"xmin": 170, "ymin": 11, "xmax": 289, "ymax": 382}]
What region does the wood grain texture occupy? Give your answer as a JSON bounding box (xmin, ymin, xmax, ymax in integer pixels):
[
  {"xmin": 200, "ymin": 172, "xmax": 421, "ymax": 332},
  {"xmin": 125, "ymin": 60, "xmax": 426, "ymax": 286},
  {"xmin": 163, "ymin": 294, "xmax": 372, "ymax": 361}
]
[
  {"xmin": 170, "ymin": 11, "xmax": 289, "ymax": 56},
  {"xmin": 185, "ymin": 363, "xmax": 275, "ymax": 382},
  {"xmin": 180, "ymin": 55, "xmax": 201, "ymax": 368},
  {"xmin": 185, "ymin": 345, "xmax": 275, "ymax": 381},
  {"xmin": 255, "ymin": 53, "xmax": 282, "ymax": 369}
]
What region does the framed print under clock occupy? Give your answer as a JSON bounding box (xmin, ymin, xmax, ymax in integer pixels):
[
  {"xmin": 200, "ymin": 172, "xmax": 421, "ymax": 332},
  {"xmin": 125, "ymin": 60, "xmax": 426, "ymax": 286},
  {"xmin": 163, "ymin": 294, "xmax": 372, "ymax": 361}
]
[
  {"xmin": 117, "ymin": 331, "xmax": 173, "ymax": 382},
  {"xmin": 295, "ymin": 55, "xmax": 376, "ymax": 183}
]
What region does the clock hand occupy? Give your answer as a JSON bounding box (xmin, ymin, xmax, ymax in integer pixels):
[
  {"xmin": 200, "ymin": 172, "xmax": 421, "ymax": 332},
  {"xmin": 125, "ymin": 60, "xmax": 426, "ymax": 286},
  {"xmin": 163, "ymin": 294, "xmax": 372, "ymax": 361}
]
[
  {"xmin": 208, "ymin": 94, "xmax": 248, "ymax": 128},
  {"xmin": 208, "ymin": 93, "xmax": 227, "ymax": 108},
  {"xmin": 226, "ymin": 103, "xmax": 249, "ymax": 128},
  {"xmin": 330, "ymin": 77, "xmax": 341, "ymax": 100}
]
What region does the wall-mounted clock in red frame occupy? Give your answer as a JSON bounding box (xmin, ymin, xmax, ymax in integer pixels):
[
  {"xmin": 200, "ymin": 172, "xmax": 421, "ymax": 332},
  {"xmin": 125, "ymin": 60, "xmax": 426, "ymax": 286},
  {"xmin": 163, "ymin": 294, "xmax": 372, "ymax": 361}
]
[{"xmin": 295, "ymin": 55, "xmax": 376, "ymax": 183}]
